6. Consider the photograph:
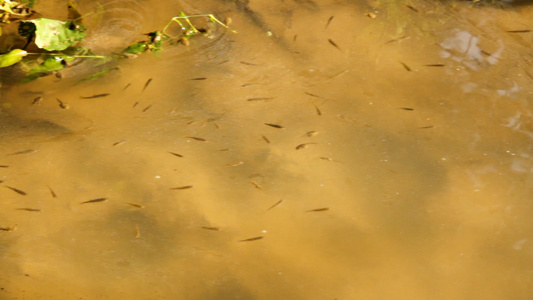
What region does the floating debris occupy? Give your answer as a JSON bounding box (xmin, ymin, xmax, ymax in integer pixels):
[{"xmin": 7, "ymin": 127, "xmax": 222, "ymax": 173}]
[
  {"xmin": 135, "ymin": 225, "xmax": 141, "ymax": 238},
  {"xmin": 238, "ymin": 236, "xmax": 264, "ymax": 242},
  {"xmin": 80, "ymin": 197, "xmax": 108, "ymax": 204}
]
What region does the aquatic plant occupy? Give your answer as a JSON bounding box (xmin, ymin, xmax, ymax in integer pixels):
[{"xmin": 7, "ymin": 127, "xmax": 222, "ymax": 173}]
[{"xmin": 0, "ymin": 0, "xmax": 233, "ymax": 82}]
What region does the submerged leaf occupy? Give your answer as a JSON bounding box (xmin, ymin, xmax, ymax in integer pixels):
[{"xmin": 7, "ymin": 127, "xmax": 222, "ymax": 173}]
[
  {"xmin": 0, "ymin": 49, "xmax": 28, "ymax": 68},
  {"xmin": 24, "ymin": 18, "xmax": 87, "ymax": 51}
]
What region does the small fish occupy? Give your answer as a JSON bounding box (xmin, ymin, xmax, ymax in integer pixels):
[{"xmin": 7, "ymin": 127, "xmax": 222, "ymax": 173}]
[
  {"xmin": 240, "ymin": 61, "xmax": 257, "ymax": 66},
  {"xmin": 201, "ymin": 226, "xmax": 220, "ymax": 231},
  {"xmin": 168, "ymin": 152, "xmax": 183, "ymax": 158},
  {"xmin": 225, "ymin": 161, "xmax": 244, "ymax": 167},
  {"xmin": 264, "ymin": 123, "xmax": 284, "ymax": 129},
  {"xmin": 186, "ymin": 137, "xmax": 206, "ymax": 142},
  {"xmin": 127, "ymin": 202, "xmax": 144, "ymax": 208},
  {"xmin": 0, "ymin": 226, "xmax": 16, "ymax": 232},
  {"xmin": 293, "ymin": 34, "xmax": 298, "ymax": 42},
  {"xmin": 170, "ymin": 185, "xmax": 193, "ymax": 190},
  {"xmin": 365, "ymin": 12, "xmax": 376, "ymax": 18},
  {"xmin": 48, "ymin": 186, "xmax": 57, "ymax": 198},
  {"xmin": 313, "ymin": 105, "xmax": 322, "ymax": 116},
  {"xmin": 135, "ymin": 225, "xmax": 141, "ymax": 238},
  {"xmin": 238, "ymin": 236, "xmax": 264, "ymax": 242},
  {"xmin": 319, "ymin": 157, "xmax": 335, "ymax": 162},
  {"xmin": 4, "ymin": 186, "xmax": 27, "ymax": 196},
  {"xmin": 385, "ymin": 36, "xmax": 409, "ymax": 44},
  {"xmin": 190, "ymin": 77, "xmax": 207, "ymax": 80},
  {"xmin": 507, "ymin": 30, "xmax": 532, "ymax": 33},
  {"xmin": 306, "ymin": 207, "xmax": 329, "ymax": 212},
  {"xmin": 142, "ymin": 105, "xmax": 152, "ymax": 112},
  {"xmin": 424, "ymin": 64, "xmax": 445, "ymax": 67},
  {"xmin": 267, "ymin": 199, "xmax": 284, "ymax": 211},
  {"xmin": 250, "ymin": 181, "xmax": 263, "ymax": 190},
  {"xmin": 400, "ymin": 62, "xmax": 412, "ymax": 72},
  {"xmin": 219, "ymin": 148, "xmax": 230, "ymax": 152},
  {"xmin": 400, "ymin": 107, "xmax": 415, "ymax": 111},
  {"xmin": 56, "ymin": 98, "xmax": 68, "ymax": 109},
  {"xmin": 247, "ymin": 97, "xmax": 274, "ymax": 101},
  {"xmin": 7, "ymin": 149, "xmax": 36, "ymax": 156},
  {"xmin": 123, "ymin": 83, "xmax": 131, "ymax": 90},
  {"xmin": 262, "ymin": 135, "xmax": 270, "ymax": 143},
  {"xmin": 143, "ymin": 78, "xmax": 153, "ymax": 92},
  {"xmin": 241, "ymin": 83, "xmax": 257, "ymax": 87},
  {"xmin": 328, "ymin": 39, "xmax": 340, "ymax": 50},
  {"xmin": 16, "ymin": 208, "xmax": 41, "ymax": 212},
  {"xmin": 32, "ymin": 96, "xmax": 43, "ymax": 105},
  {"xmin": 81, "ymin": 93, "xmax": 110, "ymax": 99},
  {"xmin": 406, "ymin": 5, "xmax": 419, "ymax": 12},
  {"xmin": 418, "ymin": 125, "xmax": 434, "ymax": 129},
  {"xmin": 0, "ymin": 165, "xmax": 8, "ymax": 168},
  {"xmin": 296, "ymin": 143, "xmax": 316, "ymax": 150},
  {"xmin": 80, "ymin": 197, "xmax": 108, "ymax": 204},
  {"xmin": 305, "ymin": 92, "xmax": 321, "ymax": 98},
  {"xmin": 325, "ymin": 16, "xmax": 334, "ymax": 29},
  {"xmin": 112, "ymin": 140, "xmax": 127, "ymax": 147},
  {"xmin": 132, "ymin": 101, "xmax": 139, "ymax": 108},
  {"xmin": 303, "ymin": 131, "xmax": 319, "ymax": 137}
]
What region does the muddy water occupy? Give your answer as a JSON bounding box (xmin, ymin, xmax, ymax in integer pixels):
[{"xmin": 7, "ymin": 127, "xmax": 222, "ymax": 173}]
[{"xmin": 1, "ymin": 0, "xmax": 532, "ymax": 299}]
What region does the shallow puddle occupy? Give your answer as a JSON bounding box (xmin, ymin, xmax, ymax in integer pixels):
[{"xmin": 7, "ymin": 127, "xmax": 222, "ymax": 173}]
[{"xmin": 0, "ymin": 0, "xmax": 532, "ymax": 299}]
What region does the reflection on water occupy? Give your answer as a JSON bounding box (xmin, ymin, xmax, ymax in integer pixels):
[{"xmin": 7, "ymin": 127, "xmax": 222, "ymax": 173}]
[{"xmin": 1, "ymin": 0, "xmax": 532, "ymax": 299}]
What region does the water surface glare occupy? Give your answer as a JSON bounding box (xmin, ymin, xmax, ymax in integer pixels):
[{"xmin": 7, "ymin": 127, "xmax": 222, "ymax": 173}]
[{"xmin": 0, "ymin": 0, "xmax": 532, "ymax": 299}]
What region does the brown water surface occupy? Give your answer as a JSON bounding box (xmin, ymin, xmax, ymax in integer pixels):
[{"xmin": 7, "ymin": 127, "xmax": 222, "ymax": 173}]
[{"xmin": 0, "ymin": 0, "xmax": 532, "ymax": 299}]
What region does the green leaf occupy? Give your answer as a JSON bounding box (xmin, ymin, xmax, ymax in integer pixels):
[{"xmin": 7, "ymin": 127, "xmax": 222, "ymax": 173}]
[
  {"xmin": 24, "ymin": 18, "xmax": 87, "ymax": 51},
  {"xmin": 27, "ymin": 56, "xmax": 67, "ymax": 75},
  {"xmin": 0, "ymin": 49, "xmax": 27, "ymax": 68},
  {"xmin": 122, "ymin": 42, "xmax": 148, "ymax": 54}
]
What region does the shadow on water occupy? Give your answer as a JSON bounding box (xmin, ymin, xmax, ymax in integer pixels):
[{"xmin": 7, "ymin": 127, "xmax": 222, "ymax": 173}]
[{"xmin": 0, "ymin": 0, "xmax": 532, "ymax": 299}]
